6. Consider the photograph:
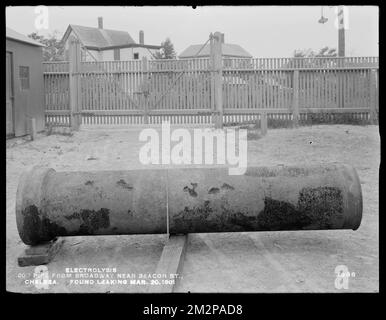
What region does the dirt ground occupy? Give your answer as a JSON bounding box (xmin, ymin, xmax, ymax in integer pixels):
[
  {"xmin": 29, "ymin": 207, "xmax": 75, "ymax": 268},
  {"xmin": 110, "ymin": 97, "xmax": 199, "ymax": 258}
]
[{"xmin": 6, "ymin": 124, "xmax": 379, "ymax": 293}]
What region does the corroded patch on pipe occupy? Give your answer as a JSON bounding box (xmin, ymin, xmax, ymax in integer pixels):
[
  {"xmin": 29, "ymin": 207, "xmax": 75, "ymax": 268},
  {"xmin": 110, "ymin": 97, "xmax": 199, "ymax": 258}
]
[
  {"xmin": 183, "ymin": 183, "xmax": 198, "ymax": 197},
  {"xmin": 21, "ymin": 205, "xmax": 67, "ymax": 244},
  {"xmin": 298, "ymin": 186, "xmax": 343, "ymax": 228},
  {"xmin": 221, "ymin": 183, "xmax": 235, "ymax": 190},
  {"xmin": 172, "ymin": 201, "xmax": 257, "ymax": 233},
  {"xmin": 222, "ymin": 206, "xmax": 259, "ymax": 231},
  {"xmin": 65, "ymin": 208, "xmax": 110, "ymax": 234},
  {"xmin": 173, "ymin": 200, "xmax": 213, "ymax": 232},
  {"xmin": 257, "ymin": 197, "xmax": 311, "ymax": 230},
  {"xmin": 173, "ymin": 187, "xmax": 344, "ymax": 233},
  {"xmin": 208, "ymin": 183, "xmax": 235, "ymax": 195},
  {"xmin": 257, "ymin": 187, "xmax": 343, "ymax": 230},
  {"xmin": 116, "ymin": 179, "xmax": 133, "ymax": 190},
  {"xmin": 208, "ymin": 187, "xmax": 220, "ymax": 194}
]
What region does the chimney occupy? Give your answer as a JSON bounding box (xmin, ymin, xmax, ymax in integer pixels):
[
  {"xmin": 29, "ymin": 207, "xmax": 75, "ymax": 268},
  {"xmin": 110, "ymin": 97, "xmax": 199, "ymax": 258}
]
[
  {"xmin": 221, "ymin": 33, "xmax": 224, "ymax": 43},
  {"xmin": 98, "ymin": 17, "xmax": 103, "ymax": 29},
  {"xmin": 139, "ymin": 30, "xmax": 144, "ymax": 44}
]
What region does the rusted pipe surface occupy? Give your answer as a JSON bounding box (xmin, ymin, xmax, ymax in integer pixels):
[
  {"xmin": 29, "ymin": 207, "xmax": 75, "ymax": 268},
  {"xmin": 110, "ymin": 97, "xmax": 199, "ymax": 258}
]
[{"xmin": 16, "ymin": 164, "xmax": 362, "ymax": 245}]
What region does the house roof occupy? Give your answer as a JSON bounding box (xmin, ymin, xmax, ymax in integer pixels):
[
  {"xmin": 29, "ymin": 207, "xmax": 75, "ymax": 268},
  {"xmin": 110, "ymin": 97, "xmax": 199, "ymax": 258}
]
[
  {"xmin": 179, "ymin": 43, "xmax": 252, "ymax": 58},
  {"xmin": 62, "ymin": 25, "xmax": 162, "ymax": 51},
  {"xmin": 6, "ymin": 27, "xmax": 45, "ymax": 47}
]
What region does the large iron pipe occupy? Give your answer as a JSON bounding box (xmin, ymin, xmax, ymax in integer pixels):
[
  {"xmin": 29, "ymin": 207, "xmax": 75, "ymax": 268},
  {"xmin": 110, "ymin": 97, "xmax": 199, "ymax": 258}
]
[{"xmin": 16, "ymin": 164, "xmax": 362, "ymax": 245}]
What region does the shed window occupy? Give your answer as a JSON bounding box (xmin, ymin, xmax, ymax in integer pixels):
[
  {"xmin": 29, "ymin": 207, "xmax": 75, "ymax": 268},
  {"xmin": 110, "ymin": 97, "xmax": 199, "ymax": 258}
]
[
  {"xmin": 133, "ymin": 53, "xmax": 139, "ymax": 60},
  {"xmin": 19, "ymin": 66, "xmax": 30, "ymax": 90},
  {"xmin": 114, "ymin": 49, "xmax": 120, "ymax": 61}
]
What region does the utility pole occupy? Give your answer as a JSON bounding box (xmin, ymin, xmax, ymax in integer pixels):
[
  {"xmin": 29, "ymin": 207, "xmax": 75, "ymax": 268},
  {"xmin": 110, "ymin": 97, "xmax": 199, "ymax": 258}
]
[
  {"xmin": 318, "ymin": 5, "xmax": 345, "ymax": 109},
  {"xmin": 337, "ymin": 5, "xmax": 345, "ymax": 57},
  {"xmin": 336, "ymin": 6, "xmax": 345, "ymax": 110},
  {"xmin": 211, "ymin": 32, "xmax": 223, "ymax": 129},
  {"xmin": 318, "ymin": 5, "xmax": 346, "ymax": 57}
]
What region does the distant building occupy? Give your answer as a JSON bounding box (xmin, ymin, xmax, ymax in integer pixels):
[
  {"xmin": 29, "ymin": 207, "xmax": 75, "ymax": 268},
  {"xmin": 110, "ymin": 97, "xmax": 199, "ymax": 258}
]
[
  {"xmin": 6, "ymin": 27, "xmax": 45, "ymax": 138},
  {"xmin": 179, "ymin": 34, "xmax": 252, "ymax": 60},
  {"xmin": 61, "ymin": 17, "xmax": 162, "ymax": 61}
]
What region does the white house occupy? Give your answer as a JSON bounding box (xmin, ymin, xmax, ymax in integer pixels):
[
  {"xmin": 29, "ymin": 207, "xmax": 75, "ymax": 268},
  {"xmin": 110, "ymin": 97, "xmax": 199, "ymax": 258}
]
[
  {"xmin": 179, "ymin": 34, "xmax": 252, "ymax": 60},
  {"xmin": 61, "ymin": 17, "xmax": 162, "ymax": 61}
]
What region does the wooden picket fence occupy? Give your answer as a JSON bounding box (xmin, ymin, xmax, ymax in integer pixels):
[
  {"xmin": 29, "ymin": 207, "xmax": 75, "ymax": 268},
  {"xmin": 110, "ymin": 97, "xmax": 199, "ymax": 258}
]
[{"xmin": 43, "ymin": 56, "xmax": 379, "ymax": 128}]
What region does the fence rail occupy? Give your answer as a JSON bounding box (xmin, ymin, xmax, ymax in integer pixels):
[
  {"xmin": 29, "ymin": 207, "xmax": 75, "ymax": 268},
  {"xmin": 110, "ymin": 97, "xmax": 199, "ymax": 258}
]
[
  {"xmin": 223, "ymin": 56, "xmax": 379, "ymax": 70},
  {"xmin": 43, "ymin": 56, "xmax": 379, "ymax": 127}
]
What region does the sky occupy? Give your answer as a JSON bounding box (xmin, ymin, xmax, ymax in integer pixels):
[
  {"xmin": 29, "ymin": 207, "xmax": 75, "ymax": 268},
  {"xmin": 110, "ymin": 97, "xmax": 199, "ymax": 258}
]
[{"xmin": 5, "ymin": 6, "xmax": 379, "ymax": 57}]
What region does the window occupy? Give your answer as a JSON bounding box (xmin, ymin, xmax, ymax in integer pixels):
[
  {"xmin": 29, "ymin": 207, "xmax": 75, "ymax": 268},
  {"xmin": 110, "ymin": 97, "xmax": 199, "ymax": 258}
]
[
  {"xmin": 114, "ymin": 49, "xmax": 120, "ymax": 61},
  {"xmin": 133, "ymin": 53, "xmax": 139, "ymax": 60},
  {"xmin": 19, "ymin": 66, "xmax": 29, "ymax": 90},
  {"xmin": 81, "ymin": 49, "xmax": 88, "ymax": 62}
]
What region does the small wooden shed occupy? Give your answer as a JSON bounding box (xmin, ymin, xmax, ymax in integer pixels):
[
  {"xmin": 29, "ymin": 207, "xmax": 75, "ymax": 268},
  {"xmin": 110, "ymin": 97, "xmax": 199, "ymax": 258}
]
[{"xmin": 6, "ymin": 27, "xmax": 45, "ymax": 138}]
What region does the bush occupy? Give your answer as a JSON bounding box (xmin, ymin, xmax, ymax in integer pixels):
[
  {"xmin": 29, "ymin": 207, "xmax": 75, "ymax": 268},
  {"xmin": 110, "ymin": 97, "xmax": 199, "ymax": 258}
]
[
  {"xmin": 300, "ymin": 112, "xmax": 371, "ymax": 126},
  {"xmin": 223, "ymin": 112, "xmax": 371, "ymax": 129}
]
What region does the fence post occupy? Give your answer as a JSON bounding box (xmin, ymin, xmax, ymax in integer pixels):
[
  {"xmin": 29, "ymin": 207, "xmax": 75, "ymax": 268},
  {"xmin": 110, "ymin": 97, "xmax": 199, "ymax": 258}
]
[
  {"xmin": 68, "ymin": 35, "xmax": 81, "ymax": 130},
  {"xmin": 369, "ymin": 69, "xmax": 378, "ymax": 124},
  {"xmin": 212, "ymin": 32, "xmax": 223, "ymax": 129},
  {"xmin": 209, "ymin": 33, "xmax": 215, "ymax": 114},
  {"xmin": 142, "ymin": 56, "xmax": 149, "ymax": 124},
  {"xmin": 292, "ymin": 70, "xmax": 300, "ymax": 127},
  {"xmin": 338, "ymin": 70, "xmax": 344, "ymax": 109},
  {"xmin": 29, "ymin": 118, "xmax": 36, "ymax": 140},
  {"xmin": 260, "ymin": 111, "xmax": 267, "ymax": 136}
]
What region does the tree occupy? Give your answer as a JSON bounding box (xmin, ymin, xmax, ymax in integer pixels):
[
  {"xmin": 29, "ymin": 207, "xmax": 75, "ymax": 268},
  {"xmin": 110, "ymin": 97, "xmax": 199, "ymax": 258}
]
[
  {"xmin": 293, "ymin": 46, "xmax": 337, "ymax": 58},
  {"xmin": 289, "ymin": 46, "xmax": 338, "ymax": 68},
  {"xmin": 317, "ymin": 46, "xmax": 337, "ymax": 57},
  {"xmin": 154, "ymin": 38, "xmax": 177, "ymax": 59},
  {"xmin": 28, "ymin": 31, "xmax": 65, "ymax": 61}
]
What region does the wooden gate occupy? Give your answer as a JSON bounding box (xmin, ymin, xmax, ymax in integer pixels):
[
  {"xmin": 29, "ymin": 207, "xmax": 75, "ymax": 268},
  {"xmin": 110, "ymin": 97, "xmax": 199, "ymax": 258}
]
[{"xmin": 44, "ymin": 58, "xmax": 215, "ymax": 127}]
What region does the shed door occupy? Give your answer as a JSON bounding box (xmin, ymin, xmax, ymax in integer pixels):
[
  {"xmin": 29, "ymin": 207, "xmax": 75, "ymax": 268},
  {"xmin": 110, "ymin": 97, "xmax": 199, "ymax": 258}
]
[{"xmin": 6, "ymin": 52, "xmax": 14, "ymax": 136}]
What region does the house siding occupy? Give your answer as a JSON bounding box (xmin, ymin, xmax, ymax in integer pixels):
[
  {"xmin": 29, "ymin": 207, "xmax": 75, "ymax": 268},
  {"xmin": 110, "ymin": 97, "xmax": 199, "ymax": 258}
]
[
  {"xmin": 64, "ymin": 29, "xmax": 159, "ymax": 61},
  {"xmin": 131, "ymin": 47, "xmax": 155, "ymax": 60},
  {"xmin": 6, "ymin": 39, "xmax": 44, "ymax": 137},
  {"xmin": 99, "ymin": 47, "xmax": 156, "ymax": 60}
]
